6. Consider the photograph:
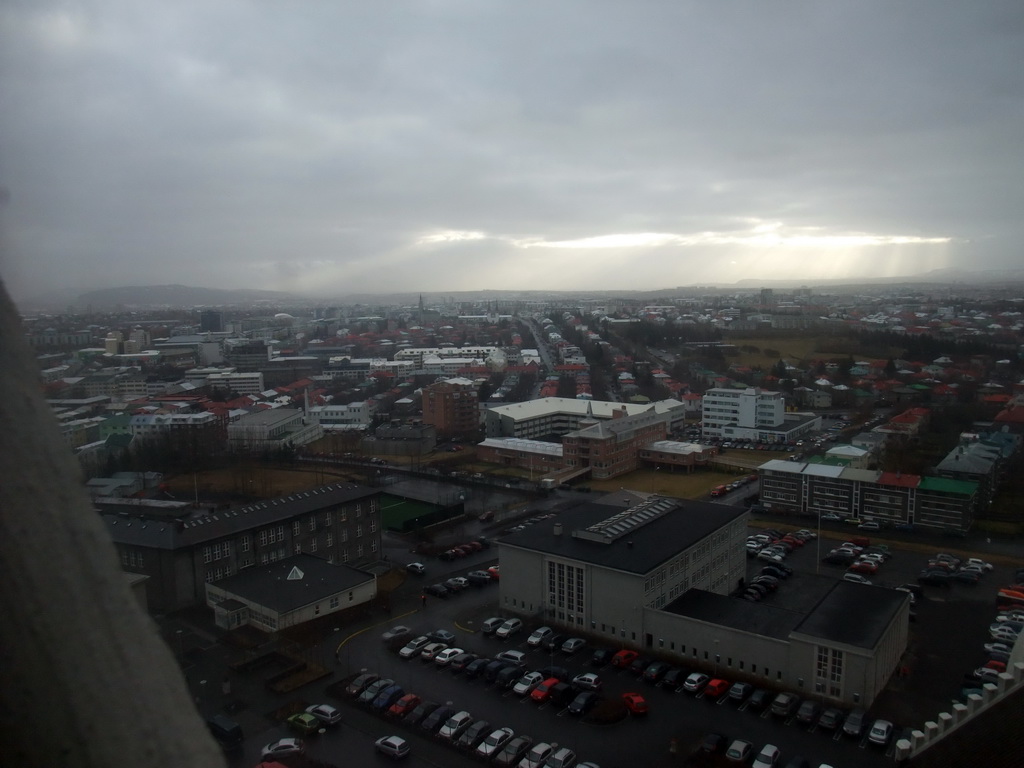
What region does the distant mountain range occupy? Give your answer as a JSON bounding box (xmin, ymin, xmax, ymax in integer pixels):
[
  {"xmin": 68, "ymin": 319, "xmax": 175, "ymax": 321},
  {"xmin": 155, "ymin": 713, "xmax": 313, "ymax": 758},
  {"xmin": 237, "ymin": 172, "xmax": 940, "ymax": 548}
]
[{"xmin": 15, "ymin": 266, "xmax": 1024, "ymax": 311}]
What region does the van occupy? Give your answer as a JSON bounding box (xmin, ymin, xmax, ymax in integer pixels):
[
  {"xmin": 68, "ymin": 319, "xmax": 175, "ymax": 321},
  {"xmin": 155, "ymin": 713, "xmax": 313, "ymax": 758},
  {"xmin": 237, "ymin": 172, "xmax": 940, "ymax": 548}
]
[
  {"xmin": 205, "ymin": 714, "xmax": 243, "ymax": 752},
  {"xmin": 549, "ymin": 682, "xmax": 576, "ymax": 707},
  {"xmin": 495, "ymin": 665, "xmax": 522, "ymax": 690}
]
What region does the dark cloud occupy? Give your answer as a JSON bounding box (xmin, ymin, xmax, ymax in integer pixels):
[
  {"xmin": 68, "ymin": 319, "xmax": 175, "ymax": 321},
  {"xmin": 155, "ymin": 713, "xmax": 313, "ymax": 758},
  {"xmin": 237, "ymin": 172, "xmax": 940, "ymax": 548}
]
[{"xmin": 1, "ymin": 1, "xmax": 1022, "ymax": 300}]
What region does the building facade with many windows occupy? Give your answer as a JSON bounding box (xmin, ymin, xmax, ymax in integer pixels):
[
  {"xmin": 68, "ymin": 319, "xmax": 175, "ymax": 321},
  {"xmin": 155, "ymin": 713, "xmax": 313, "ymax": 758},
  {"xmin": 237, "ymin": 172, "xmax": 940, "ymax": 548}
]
[
  {"xmin": 757, "ymin": 458, "xmax": 979, "ymax": 532},
  {"xmin": 101, "ymin": 483, "xmax": 382, "ymax": 612}
]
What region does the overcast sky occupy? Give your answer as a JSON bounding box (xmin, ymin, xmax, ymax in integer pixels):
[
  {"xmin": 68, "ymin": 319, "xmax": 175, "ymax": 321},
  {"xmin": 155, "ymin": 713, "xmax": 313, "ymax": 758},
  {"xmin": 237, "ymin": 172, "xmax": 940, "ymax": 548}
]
[{"xmin": 2, "ymin": 1, "xmax": 1022, "ymax": 302}]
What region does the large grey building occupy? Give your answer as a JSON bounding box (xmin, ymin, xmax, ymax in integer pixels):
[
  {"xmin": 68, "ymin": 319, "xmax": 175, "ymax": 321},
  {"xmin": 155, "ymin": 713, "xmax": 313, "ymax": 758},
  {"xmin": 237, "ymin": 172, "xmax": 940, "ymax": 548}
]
[
  {"xmin": 498, "ymin": 490, "xmax": 909, "ymax": 708},
  {"xmin": 498, "ymin": 492, "xmax": 749, "ymax": 640},
  {"xmin": 101, "ymin": 482, "xmax": 382, "ymax": 612}
]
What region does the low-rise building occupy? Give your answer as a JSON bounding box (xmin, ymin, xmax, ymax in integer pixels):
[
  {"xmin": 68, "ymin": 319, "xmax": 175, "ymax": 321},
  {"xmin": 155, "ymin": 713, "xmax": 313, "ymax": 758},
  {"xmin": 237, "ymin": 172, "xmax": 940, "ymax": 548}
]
[{"xmin": 206, "ymin": 554, "xmax": 376, "ymax": 632}]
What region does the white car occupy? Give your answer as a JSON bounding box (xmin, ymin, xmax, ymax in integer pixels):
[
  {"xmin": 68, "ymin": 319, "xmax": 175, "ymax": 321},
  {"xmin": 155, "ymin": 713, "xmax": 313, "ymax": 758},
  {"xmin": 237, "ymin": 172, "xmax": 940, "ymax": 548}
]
[
  {"xmin": 496, "ymin": 618, "xmax": 523, "ymax": 638},
  {"xmin": 527, "ymin": 626, "xmax": 553, "ymax": 647},
  {"xmin": 842, "ymin": 573, "xmax": 872, "ymax": 585},
  {"xmin": 513, "ymin": 671, "xmax": 544, "ymax": 696},
  {"xmin": 261, "ymin": 738, "xmax": 305, "ymax": 759},
  {"xmin": 304, "ymin": 703, "xmax": 342, "ymax": 726},
  {"xmin": 420, "ymin": 642, "xmax": 448, "ymax": 661},
  {"xmin": 476, "ymin": 727, "xmax": 514, "ymax": 758},
  {"xmin": 518, "ymin": 741, "xmax": 554, "ymax": 768},
  {"xmin": 868, "ymin": 719, "xmax": 893, "ymax": 746},
  {"xmin": 984, "ymin": 641, "xmax": 1014, "ymax": 654},
  {"xmin": 398, "ymin": 635, "xmax": 430, "ymax": 659},
  {"xmin": 438, "ymin": 710, "xmax": 474, "ymax": 741},
  {"xmin": 965, "ymin": 558, "xmax": 994, "ymax": 572},
  {"xmin": 375, "ymin": 735, "xmax": 410, "ymax": 759},
  {"xmin": 434, "ymin": 647, "xmax": 465, "ymax": 666},
  {"xmin": 991, "ymin": 626, "xmax": 1021, "ymax": 643},
  {"xmin": 752, "ymin": 744, "xmax": 780, "ymax": 768}
]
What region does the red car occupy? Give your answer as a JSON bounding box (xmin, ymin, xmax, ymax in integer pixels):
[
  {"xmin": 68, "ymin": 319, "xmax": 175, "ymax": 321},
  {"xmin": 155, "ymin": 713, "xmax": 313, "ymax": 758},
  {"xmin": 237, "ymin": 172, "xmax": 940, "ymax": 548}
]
[
  {"xmin": 530, "ymin": 677, "xmax": 562, "ymax": 703},
  {"xmin": 848, "ymin": 560, "xmax": 878, "ymax": 575},
  {"xmin": 704, "ymin": 678, "xmax": 730, "ymax": 698},
  {"xmin": 611, "ymin": 650, "xmax": 639, "ymax": 668},
  {"xmin": 622, "ymin": 692, "xmax": 648, "ymax": 715},
  {"xmin": 387, "ymin": 693, "xmax": 421, "ymax": 717},
  {"xmin": 487, "ymin": 566, "xmax": 501, "ymax": 581}
]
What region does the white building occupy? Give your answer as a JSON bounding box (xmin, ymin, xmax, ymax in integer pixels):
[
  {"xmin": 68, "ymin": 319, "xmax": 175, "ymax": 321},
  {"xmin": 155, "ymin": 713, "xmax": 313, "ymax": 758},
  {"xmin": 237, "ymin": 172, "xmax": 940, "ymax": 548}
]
[
  {"xmin": 702, "ymin": 387, "xmax": 819, "ymax": 442},
  {"xmin": 308, "ymin": 402, "xmax": 373, "ymax": 430}
]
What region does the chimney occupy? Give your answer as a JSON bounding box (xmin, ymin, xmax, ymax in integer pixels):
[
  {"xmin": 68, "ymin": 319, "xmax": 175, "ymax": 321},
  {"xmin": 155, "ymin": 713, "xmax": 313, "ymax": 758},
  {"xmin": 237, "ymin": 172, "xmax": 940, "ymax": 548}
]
[{"xmin": 553, "ymin": 523, "xmax": 563, "ymax": 536}]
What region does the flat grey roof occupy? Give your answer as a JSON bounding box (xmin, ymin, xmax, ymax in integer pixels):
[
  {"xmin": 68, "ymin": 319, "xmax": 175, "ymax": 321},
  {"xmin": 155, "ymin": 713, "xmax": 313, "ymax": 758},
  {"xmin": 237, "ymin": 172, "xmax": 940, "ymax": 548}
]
[
  {"xmin": 499, "ymin": 496, "xmax": 747, "ymax": 575},
  {"xmin": 793, "ymin": 581, "xmax": 908, "ymax": 649},
  {"xmin": 663, "ymin": 578, "xmax": 908, "ymax": 649}
]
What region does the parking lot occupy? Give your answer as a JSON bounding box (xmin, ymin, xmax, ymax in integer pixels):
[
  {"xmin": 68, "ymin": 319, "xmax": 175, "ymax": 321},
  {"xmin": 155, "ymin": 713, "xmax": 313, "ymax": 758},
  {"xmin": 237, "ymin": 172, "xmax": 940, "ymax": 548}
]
[{"xmin": 181, "ymin": 516, "xmax": 1022, "ymax": 768}]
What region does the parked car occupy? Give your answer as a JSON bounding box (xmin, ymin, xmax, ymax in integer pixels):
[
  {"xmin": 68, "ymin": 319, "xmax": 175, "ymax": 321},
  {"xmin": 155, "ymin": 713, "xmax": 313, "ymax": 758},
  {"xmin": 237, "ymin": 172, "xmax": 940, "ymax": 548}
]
[
  {"xmin": 388, "ymin": 693, "xmax": 422, "ymax": 718},
  {"xmin": 345, "ymin": 672, "xmax": 378, "ymax": 696},
  {"xmin": 530, "ymin": 678, "xmax": 562, "ymax": 703},
  {"xmin": 726, "ymin": 740, "xmax": 753, "ymax": 763},
  {"xmin": 406, "ymin": 562, "xmax": 426, "ymax": 574},
  {"xmin": 286, "ymin": 712, "xmax": 322, "ymax": 736},
  {"xmin": 372, "ymin": 684, "xmax": 406, "ymax": 711},
  {"xmin": 705, "ymin": 678, "xmax": 730, "ymax": 698},
  {"xmin": 572, "ymin": 672, "xmax": 603, "ymax": 691},
  {"xmin": 748, "ymin": 688, "xmax": 773, "ymax": 712},
  {"xmin": 545, "ymin": 747, "xmax": 577, "ymax": 768},
  {"xmin": 662, "ymin": 667, "xmax": 687, "ymax": 690},
  {"xmin": 727, "ymin": 681, "xmax": 752, "ymax": 702},
  {"xmin": 481, "ymin": 617, "xmax": 505, "ymax": 635},
  {"xmin": 817, "ymin": 707, "xmax": 845, "ymax": 731},
  {"xmin": 494, "ymin": 735, "xmax": 534, "ymax": 768},
  {"xmin": 496, "ymin": 649, "xmax": 527, "ymax": 665},
  {"xmin": 439, "ymin": 710, "xmax": 475, "ymax": 741},
  {"xmin": 568, "ymin": 691, "xmax": 600, "ymax": 715},
  {"xmin": 683, "ymin": 672, "xmax": 709, "ymax": 693},
  {"xmin": 374, "ymin": 735, "xmax": 410, "ymax": 759},
  {"xmin": 428, "ymin": 629, "xmax": 457, "ymax": 644},
  {"xmin": 456, "ymin": 719, "xmax": 491, "ymax": 750},
  {"xmin": 464, "ymin": 657, "xmax": 491, "ymax": 679},
  {"xmin": 527, "ymin": 626, "xmax": 554, "ymax": 647},
  {"xmin": 303, "ymin": 704, "xmax": 344, "ymax": 729},
  {"xmin": 796, "ymin": 700, "xmax": 821, "ymax": 724},
  {"xmin": 752, "ymin": 744, "xmax": 781, "ymax": 768},
  {"xmin": 518, "ymin": 742, "xmax": 554, "ymax": 768},
  {"xmin": 643, "ymin": 661, "xmax": 670, "ymax": 683},
  {"xmin": 398, "ymin": 636, "xmax": 430, "ymax": 659},
  {"xmin": 435, "ymin": 647, "xmax": 465, "ymax": 667},
  {"xmin": 420, "ymin": 642, "xmax": 448, "ymax": 661},
  {"xmin": 622, "ymin": 692, "xmax": 648, "ymax": 714},
  {"xmin": 770, "ymin": 692, "xmax": 799, "ymax": 718},
  {"xmin": 561, "ymin": 637, "xmax": 586, "ymax": 655},
  {"xmin": 261, "ymin": 738, "xmax": 305, "ymax": 760},
  {"xmin": 842, "ymin": 708, "xmax": 867, "ymax": 738},
  {"xmin": 611, "ymin": 649, "xmax": 639, "ymax": 668},
  {"xmin": 467, "ymin": 570, "xmax": 493, "ymax": 585},
  {"xmin": 357, "ymin": 678, "xmax": 394, "ymax": 704},
  {"xmin": 590, "ymin": 648, "xmax": 615, "ymax": 668},
  {"xmin": 496, "ymin": 618, "xmax": 523, "ymax": 638},
  {"xmin": 476, "ymin": 727, "xmax": 515, "ymax": 758},
  {"xmin": 423, "ymin": 583, "xmax": 450, "ymax": 599},
  {"xmin": 381, "ymin": 625, "xmax": 413, "ymax": 643},
  {"xmin": 420, "ymin": 705, "xmax": 456, "ymax": 735},
  {"xmin": 868, "ymin": 719, "xmax": 893, "ymax": 746}
]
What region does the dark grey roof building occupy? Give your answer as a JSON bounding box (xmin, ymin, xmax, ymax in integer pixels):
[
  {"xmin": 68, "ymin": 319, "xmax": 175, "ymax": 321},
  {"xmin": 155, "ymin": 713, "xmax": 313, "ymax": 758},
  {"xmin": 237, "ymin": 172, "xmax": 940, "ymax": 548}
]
[
  {"xmin": 101, "ymin": 482, "xmax": 382, "ymax": 612},
  {"xmin": 499, "ymin": 488, "xmax": 909, "ymax": 708},
  {"xmin": 206, "ymin": 554, "xmax": 376, "ymax": 632}
]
